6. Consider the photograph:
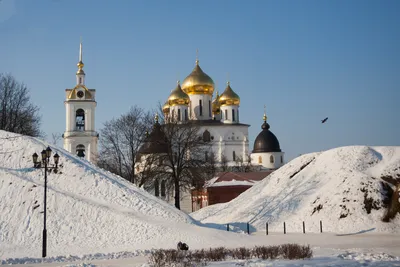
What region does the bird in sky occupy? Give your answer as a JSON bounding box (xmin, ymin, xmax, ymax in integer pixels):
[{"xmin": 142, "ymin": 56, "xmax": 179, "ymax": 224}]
[{"xmin": 321, "ymin": 117, "xmax": 328, "ymax": 123}]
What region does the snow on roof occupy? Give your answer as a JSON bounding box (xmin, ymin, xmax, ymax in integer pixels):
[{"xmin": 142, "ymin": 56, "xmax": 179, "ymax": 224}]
[
  {"xmin": 192, "ymin": 146, "xmax": 400, "ymax": 234},
  {"xmin": 207, "ymin": 172, "xmax": 273, "ymax": 187}
]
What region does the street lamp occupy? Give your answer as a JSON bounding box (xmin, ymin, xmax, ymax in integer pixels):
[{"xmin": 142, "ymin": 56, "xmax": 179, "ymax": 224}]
[{"xmin": 32, "ymin": 146, "xmax": 59, "ymax": 258}]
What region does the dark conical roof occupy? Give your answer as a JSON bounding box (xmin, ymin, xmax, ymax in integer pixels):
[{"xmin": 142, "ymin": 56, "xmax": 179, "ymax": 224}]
[
  {"xmin": 138, "ymin": 121, "xmax": 168, "ymax": 155},
  {"xmin": 252, "ymin": 120, "xmax": 281, "ymax": 153}
]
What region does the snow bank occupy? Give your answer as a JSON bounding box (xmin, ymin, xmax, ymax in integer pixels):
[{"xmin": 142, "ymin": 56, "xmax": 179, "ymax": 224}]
[
  {"xmin": 191, "ymin": 146, "xmax": 400, "ymax": 234},
  {"xmin": 0, "ymin": 130, "xmax": 260, "ymax": 259}
]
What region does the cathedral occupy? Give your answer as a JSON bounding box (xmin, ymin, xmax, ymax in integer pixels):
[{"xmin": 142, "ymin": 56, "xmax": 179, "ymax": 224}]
[
  {"xmin": 136, "ymin": 56, "xmax": 286, "ymax": 212},
  {"xmin": 62, "ymin": 42, "xmax": 285, "ymax": 212}
]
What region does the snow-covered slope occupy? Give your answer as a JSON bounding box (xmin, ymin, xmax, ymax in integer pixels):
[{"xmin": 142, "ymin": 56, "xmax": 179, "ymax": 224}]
[
  {"xmin": 192, "ymin": 146, "xmax": 400, "ymax": 234},
  {"xmin": 0, "ymin": 130, "xmax": 260, "ymax": 259}
]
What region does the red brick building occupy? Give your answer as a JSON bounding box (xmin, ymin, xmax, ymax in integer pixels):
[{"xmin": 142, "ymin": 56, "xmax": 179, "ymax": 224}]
[{"xmin": 191, "ymin": 171, "xmax": 274, "ymax": 212}]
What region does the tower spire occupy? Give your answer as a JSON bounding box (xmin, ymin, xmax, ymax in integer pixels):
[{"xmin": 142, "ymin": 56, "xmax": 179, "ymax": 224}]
[
  {"xmin": 79, "ymin": 36, "xmax": 83, "ymax": 62},
  {"xmin": 196, "ymin": 49, "xmax": 199, "ymax": 65},
  {"xmin": 76, "ymin": 37, "xmax": 85, "ymax": 84},
  {"xmin": 263, "ymin": 105, "xmax": 267, "ymax": 122}
]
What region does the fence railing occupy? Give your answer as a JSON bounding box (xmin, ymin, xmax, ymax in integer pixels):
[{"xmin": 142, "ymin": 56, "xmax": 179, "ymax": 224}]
[{"xmin": 225, "ymin": 220, "xmax": 324, "ymax": 235}]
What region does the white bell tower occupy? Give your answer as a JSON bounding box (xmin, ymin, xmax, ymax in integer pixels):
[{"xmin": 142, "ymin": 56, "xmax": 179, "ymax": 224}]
[{"xmin": 63, "ymin": 40, "xmax": 98, "ymax": 164}]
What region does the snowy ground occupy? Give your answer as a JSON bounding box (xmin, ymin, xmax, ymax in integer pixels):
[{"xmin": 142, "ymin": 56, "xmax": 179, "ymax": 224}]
[
  {"xmin": 3, "ymin": 232, "xmax": 400, "ymax": 266},
  {"xmin": 1, "ymin": 131, "xmax": 400, "ymax": 266}
]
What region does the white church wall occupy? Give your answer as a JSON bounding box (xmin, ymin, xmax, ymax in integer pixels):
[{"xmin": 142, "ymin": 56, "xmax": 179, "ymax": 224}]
[
  {"xmin": 251, "ymin": 151, "xmax": 285, "ymax": 170},
  {"xmin": 188, "ymin": 94, "xmax": 213, "ymax": 120}
]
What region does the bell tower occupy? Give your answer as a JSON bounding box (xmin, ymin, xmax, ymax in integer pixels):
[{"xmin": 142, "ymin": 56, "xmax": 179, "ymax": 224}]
[{"xmin": 63, "ymin": 40, "xmax": 98, "ymax": 164}]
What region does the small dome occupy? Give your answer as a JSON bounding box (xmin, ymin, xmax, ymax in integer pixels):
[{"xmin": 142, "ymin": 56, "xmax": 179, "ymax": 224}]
[
  {"xmin": 168, "ymin": 81, "xmax": 190, "ymax": 106},
  {"xmin": 212, "ymin": 91, "xmax": 221, "ymax": 114},
  {"xmin": 181, "ymin": 60, "xmax": 214, "ymax": 95},
  {"xmin": 162, "ymin": 101, "xmax": 170, "ymax": 114},
  {"xmin": 219, "ymin": 82, "xmax": 240, "ymax": 106},
  {"xmin": 252, "ymin": 117, "xmax": 281, "ymax": 153},
  {"xmin": 138, "ymin": 120, "xmax": 168, "ymax": 155}
]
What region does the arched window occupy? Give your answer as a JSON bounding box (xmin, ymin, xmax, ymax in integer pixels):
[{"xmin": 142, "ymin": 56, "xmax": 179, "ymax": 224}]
[
  {"xmin": 281, "ymin": 155, "xmax": 283, "ymax": 163},
  {"xmin": 178, "ymin": 109, "xmax": 181, "ymax": 121},
  {"xmin": 76, "ymin": 109, "xmax": 85, "ymax": 131},
  {"xmin": 233, "ymin": 151, "xmax": 236, "ymax": 161},
  {"xmin": 258, "ymin": 156, "xmax": 262, "ymax": 164},
  {"xmin": 232, "ymin": 109, "xmax": 235, "ymax": 122},
  {"xmin": 270, "ymin": 155, "xmax": 274, "ymax": 163},
  {"xmin": 76, "ymin": 144, "xmax": 85, "ymax": 158},
  {"xmin": 161, "ymin": 180, "xmax": 166, "ymax": 197},
  {"xmin": 208, "ymin": 100, "xmax": 211, "ymax": 117},
  {"xmin": 203, "ymin": 130, "xmax": 211, "ymax": 142},
  {"xmin": 199, "ymin": 100, "xmax": 203, "ymax": 116},
  {"xmin": 225, "ymin": 109, "xmax": 228, "ymax": 120},
  {"xmin": 154, "ymin": 180, "xmax": 160, "ymax": 197},
  {"xmin": 184, "ymin": 109, "xmax": 188, "ymax": 121}
]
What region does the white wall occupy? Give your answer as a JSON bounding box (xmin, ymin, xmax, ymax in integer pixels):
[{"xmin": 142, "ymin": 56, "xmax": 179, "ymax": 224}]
[
  {"xmin": 251, "ymin": 151, "xmax": 285, "ymax": 169},
  {"xmin": 188, "ymin": 94, "xmax": 213, "ymax": 120},
  {"xmin": 220, "ymin": 104, "xmax": 239, "ymax": 124}
]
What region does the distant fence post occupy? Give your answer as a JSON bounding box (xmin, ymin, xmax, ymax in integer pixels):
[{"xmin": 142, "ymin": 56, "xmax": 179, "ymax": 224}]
[
  {"xmin": 227, "ymin": 223, "xmax": 229, "ymax": 232},
  {"xmin": 284, "ymin": 222, "xmax": 286, "ymax": 234},
  {"xmin": 303, "ymin": 221, "xmax": 305, "ymax": 234},
  {"xmin": 266, "ymin": 222, "xmax": 268, "ymax": 235},
  {"xmin": 247, "ymin": 223, "xmax": 250, "ymax": 234},
  {"xmin": 320, "ymin": 220, "xmax": 323, "ymax": 233}
]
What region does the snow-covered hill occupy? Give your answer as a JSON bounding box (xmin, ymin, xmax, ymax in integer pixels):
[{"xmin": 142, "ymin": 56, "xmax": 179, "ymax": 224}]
[
  {"xmin": 192, "ymin": 146, "xmax": 400, "ymax": 234},
  {"xmin": 0, "ymin": 130, "xmax": 260, "ymax": 259}
]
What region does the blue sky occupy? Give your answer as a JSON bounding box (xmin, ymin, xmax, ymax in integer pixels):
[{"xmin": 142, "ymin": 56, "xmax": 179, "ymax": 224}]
[{"xmin": 0, "ymin": 0, "xmax": 399, "ymax": 161}]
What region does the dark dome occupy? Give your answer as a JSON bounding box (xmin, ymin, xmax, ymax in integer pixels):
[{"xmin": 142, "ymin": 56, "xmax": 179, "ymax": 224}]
[
  {"xmin": 138, "ymin": 121, "xmax": 168, "ymax": 155},
  {"xmin": 252, "ymin": 122, "xmax": 281, "ymax": 153}
]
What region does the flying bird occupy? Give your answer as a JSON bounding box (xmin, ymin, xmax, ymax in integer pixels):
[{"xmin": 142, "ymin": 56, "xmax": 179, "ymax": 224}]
[{"xmin": 321, "ymin": 117, "xmax": 328, "ymax": 123}]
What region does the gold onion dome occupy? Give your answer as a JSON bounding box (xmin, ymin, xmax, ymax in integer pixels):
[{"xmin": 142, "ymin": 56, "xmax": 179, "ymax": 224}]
[
  {"xmin": 212, "ymin": 90, "xmax": 221, "ymax": 114},
  {"xmin": 162, "ymin": 101, "xmax": 170, "ymax": 114},
  {"xmin": 219, "ymin": 81, "xmax": 240, "ymax": 106},
  {"xmin": 168, "ymin": 81, "xmax": 190, "ymax": 106},
  {"xmin": 181, "ymin": 59, "xmax": 215, "ymax": 95}
]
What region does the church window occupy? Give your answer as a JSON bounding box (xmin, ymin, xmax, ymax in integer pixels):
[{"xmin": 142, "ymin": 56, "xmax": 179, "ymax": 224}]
[
  {"xmin": 79, "ymin": 77, "xmax": 82, "ymax": 84},
  {"xmin": 171, "ymin": 109, "xmax": 175, "ymax": 120},
  {"xmin": 258, "ymin": 156, "xmax": 262, "ymax": 164},
  {"xmin": 76, "ymin": 144, "xmax": 85, "ymax": 158},
  {"xmin": 237, "ymin": 110, "xmax": 239, "ymax": 122},
  {"xmin": 184, "ymin": 109, "xmax": 188, "ymax": 121},
  {"xmin": 270, "ymin": 155, "xmax": 274, "ymax": 163},
  {"xmin": 208, "ymin": 100, "xmax": 211, "ymax": 117},
  {"xmin": 232, "ymin": 109, "xmax": 235, "ymax": 122},
  {"xmin": 154, "ymin": 180, "xmax": 160, "ymax": 197},
  {"xmin": 161, "ymin": 180, "xmax": 166, "ymax": 197},
  {"xmin": 233, "ymin": 151, "xmax": 236, "ymax": 161},
  {"xmin": 203, "ymin": 130, "xmax": 211, "ymax": 142},
  {"xmin": 178, "ymin": 109, "xmax": 181, "ymax": 121},
  {"xmin": 199, "ymin": 100, "xmax": 203, "ymax": 116},
  {"xmin": 281, "ymin": 155, "xmax": 283, "ymax": 163},
  {"xmin": 225, "ymin": 110, "xmax": 228, "ymax": 120},
  {"xmin": 75, "ymin": 109, "xmax": 85, "ymax": 131}
]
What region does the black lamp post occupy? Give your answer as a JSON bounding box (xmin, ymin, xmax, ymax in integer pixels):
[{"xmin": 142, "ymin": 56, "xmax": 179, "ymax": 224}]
[{"xmin": 32, "ymin": 146, "xmax": 59, "ymax": 258}]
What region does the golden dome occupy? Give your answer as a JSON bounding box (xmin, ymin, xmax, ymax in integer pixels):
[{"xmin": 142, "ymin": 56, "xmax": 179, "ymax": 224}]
[
  {"xmin": 212, "ymin": 90, "xmax": 221, "ymax": 114},
  {"xmin": 181, "ymin": 60, "xmax": 215, "ymax": 95},
  {"xmin": 162, "ymin": 101, "xmax": 170, "ymax": 114},
  {"xmin": 168, "ymin": 81, "xmax": 190, "ymax": 106},
  {"xmin": 219, "ymin": 81, "xmax": 240, "ymax": 106}
]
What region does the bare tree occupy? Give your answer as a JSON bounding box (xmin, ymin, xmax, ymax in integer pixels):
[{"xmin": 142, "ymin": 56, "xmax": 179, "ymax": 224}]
[
  {"xmin": 51, "ymin": 132, "xmax": 62, "ymax": 146},
  {"xmin": 98, "ymin": 106, "xmax": 153, "ymax": 183},
  {"xmin": 0, "ymin": 73, "xmax": 42, "ymax": 137},
  {"xmin": 156, "ymin": 119, "xmax": 215, "ymax": 209},
  {"xmin": 234, "ymin": 154, "xmax": 253, "ymax": 172},
  {"xmin": 220, "ymin": 155, "xmax": 229, "ymax": 172}
]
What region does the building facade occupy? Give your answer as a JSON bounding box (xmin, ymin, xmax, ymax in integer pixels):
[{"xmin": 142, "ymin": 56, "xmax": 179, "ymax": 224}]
[{"xmin": 63, "ymin": 42, "xmax": 98, "ymax": 164}]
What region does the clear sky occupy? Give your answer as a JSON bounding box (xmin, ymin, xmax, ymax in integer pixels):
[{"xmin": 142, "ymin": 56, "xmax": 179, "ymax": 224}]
[{"xmin": 0, "ymin": 0, "xmax": 399, "ymax": 161}]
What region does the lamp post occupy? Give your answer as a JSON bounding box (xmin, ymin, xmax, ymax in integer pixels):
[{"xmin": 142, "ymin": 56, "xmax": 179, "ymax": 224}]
[{"xmin": 32, "ymin": 146, "xmax": 59, "ymax": 258}]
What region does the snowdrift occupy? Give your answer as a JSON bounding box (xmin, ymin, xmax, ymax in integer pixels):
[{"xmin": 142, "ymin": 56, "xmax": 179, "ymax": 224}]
[
  {"xmin": 0, "ymin": 130, "xmax": 259, "ymax": 259},
  {"xmin": 192, "ymin": 146, "xmax": 400, "ymax": 234}
]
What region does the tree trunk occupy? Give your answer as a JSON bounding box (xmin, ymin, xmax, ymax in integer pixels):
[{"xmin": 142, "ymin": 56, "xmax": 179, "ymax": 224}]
[{"xmin": 174, "ymin": 178, "xmax": 180, "ymax": 210}]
